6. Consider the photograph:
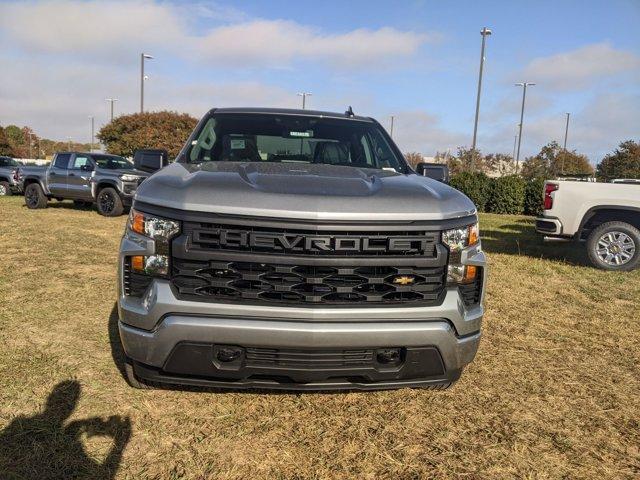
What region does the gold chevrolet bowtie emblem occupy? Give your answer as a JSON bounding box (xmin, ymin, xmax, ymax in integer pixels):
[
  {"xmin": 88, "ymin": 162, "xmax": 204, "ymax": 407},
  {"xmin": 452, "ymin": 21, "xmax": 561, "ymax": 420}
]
[{"xmin": 393, "ymin": 275, "xmax": 415, "ymax": 285}]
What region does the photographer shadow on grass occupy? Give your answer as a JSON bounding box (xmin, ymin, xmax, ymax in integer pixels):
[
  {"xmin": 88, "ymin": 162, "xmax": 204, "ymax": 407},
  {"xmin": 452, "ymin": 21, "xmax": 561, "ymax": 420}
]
[{"xmin": 0, "ymin": 380, "xmax": 131, "ymax": 480}]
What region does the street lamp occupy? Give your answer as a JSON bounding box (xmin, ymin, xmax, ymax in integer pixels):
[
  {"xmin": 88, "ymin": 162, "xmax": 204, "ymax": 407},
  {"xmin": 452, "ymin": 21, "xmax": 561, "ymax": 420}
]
[
  {"xmin": 471, "ymin": 27, "xmax": 492, "ymax": 151},
  {"xmin": 106, "ymin": 98, "xmax": 119, "ymax": 121},
  {"xmin": 563, "ymin": 112, "xmax": 570, "ymax": 150},
  {"xmin": 514, "ymin": 82, "xmax": 535, "ymax": 170},
  {"xmin": 297, "ymin": 92, "xmax": 312, "ymax": 109},
  {"xmin": 89, "ymin": 116, "xmax": 95, "ymax": 152},
  {"xmin": 140, "ymin": 53, "xmax": 153, "ymax": 113}
]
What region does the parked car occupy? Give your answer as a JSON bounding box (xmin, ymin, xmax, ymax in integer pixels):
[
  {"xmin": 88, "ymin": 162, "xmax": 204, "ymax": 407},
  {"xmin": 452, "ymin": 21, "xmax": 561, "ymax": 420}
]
[
  {"xmin": 19, "ymin": 152, "xmax": 150, "ymax": 216},
  {"xmin": 536, "ymin": 180, "xmax": 640, "ymax": 270},
  {"xmin": 117, "ymin": 107, "xmax": 486, "ymax": 391},
  {"xmin": 0, "ymin": 156, "xmax": 23, "ymax": 196}
]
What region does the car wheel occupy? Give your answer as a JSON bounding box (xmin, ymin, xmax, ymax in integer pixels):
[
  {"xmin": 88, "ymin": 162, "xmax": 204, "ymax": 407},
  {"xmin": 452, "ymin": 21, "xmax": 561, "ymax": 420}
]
[
  {"xmin": 0, "ymin": 181, "xmax": 12, "ymax": 196},
  {"xmin": 96, "ymin": 187, "xmax": 124, "ymax": 216},
  {"xmin": 587, "ymin": 221, "xmax": 640, "ymax": 271},
  {"xmin": 24, "ymin": 183, "xmax": 48, "ymax": 209}
]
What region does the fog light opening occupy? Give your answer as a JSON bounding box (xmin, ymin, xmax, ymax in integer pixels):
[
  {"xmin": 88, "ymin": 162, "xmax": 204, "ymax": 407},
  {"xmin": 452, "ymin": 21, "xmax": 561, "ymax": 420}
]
[
  {"xmin": 376, "ymin": 348, "xmax": 402, "ymax": 365},
  {"xmin": 216, "ymin": 346, "xmax": 244, "ymax": 363}
]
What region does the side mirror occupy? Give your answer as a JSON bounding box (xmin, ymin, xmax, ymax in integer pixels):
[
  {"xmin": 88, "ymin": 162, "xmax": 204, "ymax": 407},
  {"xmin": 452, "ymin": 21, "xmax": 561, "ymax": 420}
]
[
  {"xmin": 134, "ymin": 149, "xmax": 169, "ymax": 173},
  {"xmin": 80, "ymin": 164, "xmax": 94, "ymax": 172},
  {"xmin": 416, "ymin": 163, "xmax": 450, "ymax": 184}
]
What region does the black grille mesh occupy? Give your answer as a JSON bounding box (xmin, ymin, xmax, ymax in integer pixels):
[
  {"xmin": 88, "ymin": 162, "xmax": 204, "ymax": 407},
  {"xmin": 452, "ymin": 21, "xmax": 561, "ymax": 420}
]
[
  {"xmin": 459, "ymin": 268, "xmax": 483, "ymax": 307},
  {"xmin": 171, "ymin": 258, "xmax": 446, "ymax": 305},
  {"xmin": 245, "ymin": 348, "xmax": 375, "ymax": 369},
  {"xmin": 123, "ymin": 258, "xmax": 152, "ymax": 297}
]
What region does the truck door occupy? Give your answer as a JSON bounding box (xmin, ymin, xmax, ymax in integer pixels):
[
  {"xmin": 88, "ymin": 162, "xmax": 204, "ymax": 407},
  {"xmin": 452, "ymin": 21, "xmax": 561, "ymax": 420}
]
[
  {"xmin": 67, "ymin": 154, "xmax": 94, "ymax": 200},
  {"xmin": 48, "ymin": 153, "xmax": 71, "ymax": 196}
]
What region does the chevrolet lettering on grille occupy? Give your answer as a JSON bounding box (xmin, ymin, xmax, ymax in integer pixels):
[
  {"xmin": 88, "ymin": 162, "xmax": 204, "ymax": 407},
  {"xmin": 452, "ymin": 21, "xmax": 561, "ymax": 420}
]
[{"xmin": 192, "ymin": 228, "xmax": 432, "ymax": 254}]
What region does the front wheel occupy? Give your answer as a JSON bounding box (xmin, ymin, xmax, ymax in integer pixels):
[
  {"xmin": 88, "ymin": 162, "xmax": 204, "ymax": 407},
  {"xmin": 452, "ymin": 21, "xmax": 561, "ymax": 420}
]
[
  {"xmin": 587, "ymin": 221, "xmax": 640, "ymax": 271},
  {"xmin": 0, "ymin": 181, "xmax": 12, "ymax": 196},
  {"xmin": 24, "ymin": 183, "xmax": 48, "ymax": 209},
  {"xmin": 96, "ymin": 187, "xmax": 124, "ymax": 216}
]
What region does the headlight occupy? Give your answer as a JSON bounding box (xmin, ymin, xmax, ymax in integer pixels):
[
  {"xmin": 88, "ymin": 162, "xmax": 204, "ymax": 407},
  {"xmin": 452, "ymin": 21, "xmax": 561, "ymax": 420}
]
[
  {"xmin": 120, "ymin": 174, "xmax": 141, "ymax": 182},
  {"xmin": 127, "ymin": 209, "xmax": 180, "ymax": 276},
  {"xmin": 442, "ymin": 223, "xmax": 479, "ymax": 252},
  {"xmin": 443, "ymin": 223, "xmax": 480, "ymax": 285}
]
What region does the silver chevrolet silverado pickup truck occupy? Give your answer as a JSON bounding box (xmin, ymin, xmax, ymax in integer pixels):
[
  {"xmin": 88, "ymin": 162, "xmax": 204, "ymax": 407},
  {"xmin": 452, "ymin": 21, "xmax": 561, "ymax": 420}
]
[{"xmin": 117, "ymin": 108, "xmax": 487, "ymax": 391}]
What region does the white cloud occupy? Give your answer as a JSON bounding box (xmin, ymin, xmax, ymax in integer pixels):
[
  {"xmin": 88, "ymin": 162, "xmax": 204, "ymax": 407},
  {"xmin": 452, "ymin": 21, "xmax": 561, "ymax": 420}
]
[
  {"xmin": 0, "ymin": 0, "xmax": 433, "ymax": 68},
  {"xmin": 517, "ymin": 42, "xmax": 640, "ymax": 90},
  {"xmin": 389, "ymin": 111, "xmax": 467, "ymax": 155}
]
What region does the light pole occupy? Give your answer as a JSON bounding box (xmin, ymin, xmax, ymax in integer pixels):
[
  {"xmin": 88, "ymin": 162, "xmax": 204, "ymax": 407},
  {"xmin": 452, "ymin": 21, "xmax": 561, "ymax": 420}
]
[
  {"xmin": 89, "ymin": 116, "xmax": 95, "ymax": 152},
  {"xmin": 390, "ymin": 115, "xmax": 395, "ymax": 138},
  {"xmin": 67, "ymin": 136, "xmax": 72, "ymax": 151},
  {"xmin": 514, "ymin": 82, "xmax": 535, "ymax": 170},
  {"xmin": 471, "ymin": 27, "xmax": 492, "ymax": 151},
  {"xmin": 563, "ymin": 112, "xmax": 570, "ymax": 150},
  {"xmin": 512, "ymin": 131, "xmax": 518, "ymax": 160},
  {"xmin": 297, "ymin": 92, "xmax": 312, "ymax": 109},
  {"xmin": 140, "ymin": 53, "xmax": 153, "ymax": 113},
  {"xmin": 106, "ymin": 98, "xmax": 119, "ymax": 121},
  {"xmin": 28, "ymin": 132, "xmax": 32, "ymax": 158}
]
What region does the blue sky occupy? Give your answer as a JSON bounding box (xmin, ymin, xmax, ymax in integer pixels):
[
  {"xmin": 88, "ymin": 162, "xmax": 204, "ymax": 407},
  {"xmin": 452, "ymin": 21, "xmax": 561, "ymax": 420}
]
[{"xmin": 1, "ymin": 0, "xmax": 639, "ymax": 162}]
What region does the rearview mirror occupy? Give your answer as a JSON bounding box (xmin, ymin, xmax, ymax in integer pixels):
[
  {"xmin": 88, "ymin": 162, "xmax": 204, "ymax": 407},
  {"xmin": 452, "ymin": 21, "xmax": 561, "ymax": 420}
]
[
  {"xmin": 416, "ymin": 163, "xmax": 450, "ymax": 184},
  {"xmin": 80, "ymin": 164, "xmax": 94, "ymax": 172}
]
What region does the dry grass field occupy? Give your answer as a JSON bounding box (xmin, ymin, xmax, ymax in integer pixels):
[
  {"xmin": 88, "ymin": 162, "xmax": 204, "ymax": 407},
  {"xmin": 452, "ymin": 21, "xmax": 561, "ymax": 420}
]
[{"xmin": 1, "ymin": 195, "xmax": 639, "ymax": 479}]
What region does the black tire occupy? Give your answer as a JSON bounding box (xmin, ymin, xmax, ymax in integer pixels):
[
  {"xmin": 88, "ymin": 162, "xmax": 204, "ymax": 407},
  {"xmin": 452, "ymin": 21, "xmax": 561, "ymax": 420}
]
[
  {"xmin": 124, "ymin": 358, "xmax": 154, "ymax": 389},
  {"xmin": 0, "ymin": 181, "xmax": 12, "ymax": 196},
  {"xmin": 96, "ymin": 187, "xmax": 124, "ymax": 216},
  {"xmin": 24, "ymin": 183, "xmax": 48, "ymax": 209},
  {"xmin": 587, "ymin": 221, "xmax": 640, "ymax": 271}
]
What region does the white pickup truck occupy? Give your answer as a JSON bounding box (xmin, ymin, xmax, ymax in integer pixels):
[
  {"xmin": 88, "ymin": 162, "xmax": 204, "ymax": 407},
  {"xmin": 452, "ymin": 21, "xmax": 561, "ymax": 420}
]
[{"xmin": 536, "ymin": 180, "xmax": 640, "ymax": 271}]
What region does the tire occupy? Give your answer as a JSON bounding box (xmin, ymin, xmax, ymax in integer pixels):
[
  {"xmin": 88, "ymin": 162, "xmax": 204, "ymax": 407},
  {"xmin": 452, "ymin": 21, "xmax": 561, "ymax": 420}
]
[
  {"xmin": 96, "ymin": 187, "xmax": 124, "ymax": 216},
  {"xmin": 24, "ymin": 183, "xmax": 48, "ymax": 209},
  {"xmin": 124, "ymin": 358, "xmax": 154, "ymax": 390},
  {"xmin": 587, "ymin": 221, "xmax": 640, "ymax": 271},
  {"xmin": 0, "ymin": 181, "xmax": 12, "ymax": 196}
]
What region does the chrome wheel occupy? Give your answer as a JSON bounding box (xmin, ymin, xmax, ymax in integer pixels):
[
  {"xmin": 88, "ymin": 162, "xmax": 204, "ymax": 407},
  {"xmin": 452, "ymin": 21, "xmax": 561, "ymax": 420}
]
[
  {"xmin": 596, "ymin": 231, "xmax": 636, "ymax": 266},
  {"xmin": 0, "ymin": 184, "xmax": 7, "ymax": 195}
]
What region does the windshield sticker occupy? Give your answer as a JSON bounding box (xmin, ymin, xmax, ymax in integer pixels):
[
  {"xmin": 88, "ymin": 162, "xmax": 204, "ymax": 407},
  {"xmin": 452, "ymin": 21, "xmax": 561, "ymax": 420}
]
[
  {"xmin": 289, "ymin": 130, "xmax": 313, "ymax": 138},
  {"xmin": 230, "ymin": 139, "xmax": 246, "ymax": 149}
]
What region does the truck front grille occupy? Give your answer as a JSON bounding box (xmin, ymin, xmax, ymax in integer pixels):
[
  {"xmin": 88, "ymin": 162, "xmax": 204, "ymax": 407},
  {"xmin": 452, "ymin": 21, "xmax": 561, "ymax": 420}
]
[
  {"xmin": 171, "ymin": 259, "xmax": 446, "ymax": 305},
  {"xmin": 245, "ymin": 348, "xmax": 375, "ymax": 369}
]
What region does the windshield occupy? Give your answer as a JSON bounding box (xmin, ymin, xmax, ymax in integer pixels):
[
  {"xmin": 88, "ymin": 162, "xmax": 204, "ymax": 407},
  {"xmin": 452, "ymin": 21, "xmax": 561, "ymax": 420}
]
[
  {"xmin": 186, "ymin": 113, "xmax": 407, "ymax": 172},
  {"xmin": 92, "ymin": 154, "xmax": 134, "ymax": 170}
]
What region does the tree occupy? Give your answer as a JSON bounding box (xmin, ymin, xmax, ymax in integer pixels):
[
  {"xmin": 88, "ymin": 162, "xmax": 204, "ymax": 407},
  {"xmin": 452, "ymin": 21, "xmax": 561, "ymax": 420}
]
[
  {"xmin": 456, "ymin": 147, "xmax": 486, "ymax": 173},
  {"xmin": 97, "ymin": 111, "xmax": 198, "ymax": 158},
  {"xmin": 596, "ymin": 140, "xmax": 640, "ymax": 181},
  {"xmin": 0, "ymin": 126, "xmax": 14, "ymax": 156},
  {"xmin": 404, "ymin": 152, "xmax": 424, "ymax": 169},
  {"xmin": 521, "ymin": 141, "xmax": 593, "ymax": 180}
]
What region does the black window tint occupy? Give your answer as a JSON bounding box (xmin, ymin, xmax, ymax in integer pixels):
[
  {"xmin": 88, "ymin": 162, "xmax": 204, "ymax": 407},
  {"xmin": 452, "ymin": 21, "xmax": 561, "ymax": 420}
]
[{"xmin": 54, "ymin": 154, "xmax": 71, "ymax": 169}]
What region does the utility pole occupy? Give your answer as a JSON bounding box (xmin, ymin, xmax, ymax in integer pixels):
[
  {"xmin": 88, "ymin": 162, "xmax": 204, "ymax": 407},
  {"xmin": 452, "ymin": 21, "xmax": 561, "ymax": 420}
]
[
  {"xmin": 390, "ymin": 115, "xmax": 395, "ymax": 138},
  {"xmin": 471, "ymin": 27, "xmax": 492, "ymax": 151},
  {"xmin": 28, "ymin": 132, "xmax": 32, "ymax": 158},
  {"xmin": 106, "ymin": 98, "xmax": 119, "ymax": 121},
  {"xmin": 89, "ymin": 116, "xmax": 95, "ymax": 152},
  {"xmin": 514, "ymin": 82, "xmax": 535, "ymax": 170},
  {"xmin": 297, "ymin": 92, "xmax": 312, "ymax": 109},
  {"xmin": 512, "ymin": 132, "xmax": 518, "ymax": 160},
  {"xmin": 68, "ymin": 137, "xmax": 72, "ymax": 150},
  {"xmin": 140, "ymin": 53, "xmax": 153, "ymax": 113},
  {"xmin": 563, "ymin": 112, "xmax": 570, "ymax": 150}
]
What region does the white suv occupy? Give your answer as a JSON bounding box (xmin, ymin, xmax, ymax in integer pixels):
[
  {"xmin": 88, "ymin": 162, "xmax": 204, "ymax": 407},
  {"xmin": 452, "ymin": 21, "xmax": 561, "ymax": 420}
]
[{"xmin": 536, "ymin": 180, "xmax": 640, "ymax": 271}]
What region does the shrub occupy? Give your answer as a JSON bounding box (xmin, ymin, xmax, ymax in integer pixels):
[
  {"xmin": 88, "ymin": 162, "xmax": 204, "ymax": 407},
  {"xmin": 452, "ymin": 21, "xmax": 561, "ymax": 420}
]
[
  {"xmin": 487, "ymin": 175, "xmax": 526, "ymax": 214},
  {"xmin": 449, "ymin": 172, "xmax": 491, "ymax": 212},
  {"xmin": 524, "ymin": 178, "xmax": 545, "ymax": 216}
]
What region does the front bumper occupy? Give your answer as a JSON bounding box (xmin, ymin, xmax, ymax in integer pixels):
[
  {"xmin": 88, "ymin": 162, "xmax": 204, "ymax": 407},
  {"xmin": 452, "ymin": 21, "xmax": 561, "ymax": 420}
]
[{"xmin": 117, "ymin": 230, "xmax": 486, "ymax": 390}]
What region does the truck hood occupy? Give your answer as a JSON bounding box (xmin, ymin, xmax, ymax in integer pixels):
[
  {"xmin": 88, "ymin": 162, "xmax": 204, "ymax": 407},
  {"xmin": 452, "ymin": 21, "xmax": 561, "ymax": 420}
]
[{"xmin": 134, "ymin": 162, "xmax": 476, "ymax": 221}]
